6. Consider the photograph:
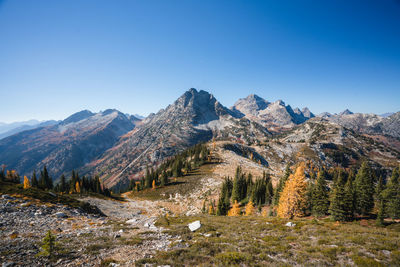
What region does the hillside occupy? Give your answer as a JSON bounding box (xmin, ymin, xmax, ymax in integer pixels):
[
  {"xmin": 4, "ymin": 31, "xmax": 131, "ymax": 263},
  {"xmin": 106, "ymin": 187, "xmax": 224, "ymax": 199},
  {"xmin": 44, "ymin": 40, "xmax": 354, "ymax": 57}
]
[{"xmin": 0, "ymin": 110, "xmax": 139, "ymax": 179}]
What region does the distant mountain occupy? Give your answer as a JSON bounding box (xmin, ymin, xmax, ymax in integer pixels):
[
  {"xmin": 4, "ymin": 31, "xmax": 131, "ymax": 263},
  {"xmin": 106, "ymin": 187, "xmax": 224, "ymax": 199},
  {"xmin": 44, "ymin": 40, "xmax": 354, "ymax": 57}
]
[
  {"xmin": 321, "ymin": 111, "xmax": 400, "ymax": 138},
  {"xmin": 86, "ymin": 89, "xmax": 270, "ymax": 188},
  {"xmin": 0, "ymin": 110, "xmax": 139, "ymax": 179},
  {"xmin": 381, "ymin": 112, "xmax": 394, "ymax": 118},
  {"xmin": 232, "ymin": 94, "xmax": 314, "ymax": 131},
  {"xmin": 0, "ymin": 120, "xmax": 59, "ymax": 140},
  {"xmin": 0, "ymin": 120, "xmax": 41, "ymax": 134}
]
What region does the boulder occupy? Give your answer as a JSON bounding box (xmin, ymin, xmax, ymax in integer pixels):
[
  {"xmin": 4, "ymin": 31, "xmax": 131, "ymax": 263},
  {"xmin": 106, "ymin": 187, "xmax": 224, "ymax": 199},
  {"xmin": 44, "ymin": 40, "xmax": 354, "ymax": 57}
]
[
  {"xmin": 188, "ymin": 220, "xmax": 201, "ymax": 232},
  {"xmin": 285, "ymin": 222, "xmax": 296, "ymax": 227}
]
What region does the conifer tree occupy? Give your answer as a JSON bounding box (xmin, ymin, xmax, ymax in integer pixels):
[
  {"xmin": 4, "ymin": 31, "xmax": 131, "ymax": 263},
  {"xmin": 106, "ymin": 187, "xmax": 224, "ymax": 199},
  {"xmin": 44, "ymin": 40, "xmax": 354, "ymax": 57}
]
[
  {"xmin": 376, "ymin": 198, "xmax": 385, "ymax": 226},
  {"xmin": 329, "ymin": 170, "xmax": 354, "ymax": 221},
  {"xmin": 265, "ymin": 180, "xmax": 274, "ymax": 205},
  {"xmin": 245, "ymin": 200, "xmax": 255, "ymax": 216},
  {"xmin": 31, "ymin": 171, "xmax": 38, "ymax": 188},
  {"xmin": 37, "ymin": 230, "xmax": 56, "ymax": 258},
  {"xmin": 228, "ymin": 200, "xmax": 241, "ymax": 216},
  {"xmin": 231, "ymin": 166, "xmax": 242, "ymax": 202},
  {"xmin": 273, "ymin": 164, "xmax": 291, "ymax": 206},
  {"xmin": 161, "ymin": 171, "xmax": 168, "ymax": 186},
  {"xmin": 311, "ymin": 170, "xmax": 329, "ymax": 216},
  {"xmin": 277, "ymin": 163, "xmax": 308, "ymax": 219},
  {"xmin": 60, "ymin": 174, "xmax": 66, "ymax": 193},
  {"xmin": 152, "ymin": 179, "xmax": 156, "ymax": 190},
  {"xmin": 145, "ymin": 167, "xmax": 152, "ymax": 189},
  {"xmin": 355, "ymin": 161, "xmax": 375, "ymax": 216},
  {"xmin": 384, "ymin": 166, "xmax": 400, "ymax": 219},
  {"xmin": 23, "ymin": 176, "xmax": 31, "ymax": 189}
]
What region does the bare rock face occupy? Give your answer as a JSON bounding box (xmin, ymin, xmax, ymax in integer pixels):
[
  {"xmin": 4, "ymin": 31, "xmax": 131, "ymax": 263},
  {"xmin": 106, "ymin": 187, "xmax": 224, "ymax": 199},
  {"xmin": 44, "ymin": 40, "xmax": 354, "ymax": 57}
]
[
  {"xmin": 232, "ymin": 94, "xmax": 314, "ymax": 129},
  {"xmin": 87, "ymin": 89, "xmax": 270, "ymax": 188},
  {"xmin": 321, "ymin": 111, "xmax": 400, "ymax": 138},
  {"xmin": 0, "ymin": 110, "xmax": 139, "ymax": 179}
]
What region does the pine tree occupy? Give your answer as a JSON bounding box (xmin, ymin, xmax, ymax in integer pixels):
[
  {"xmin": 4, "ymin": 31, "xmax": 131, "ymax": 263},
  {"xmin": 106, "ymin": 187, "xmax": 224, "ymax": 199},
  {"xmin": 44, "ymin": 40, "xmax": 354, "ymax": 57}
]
[
  {"xmin": 228, "ymin": 200, "xmax": 241, "ymax": 216},
  {"xmin": 231, "ymin": 166, "xmax": 242, "ymax": 202},
  {"xmin": 355, "ymin": 161, "xmax": 375, "ymax": 216},
  {"xmin": 245, "ymin": 200, "xmax": 255, "ymax": 216},
  {"xmin": 277, "ymin": 163, "xmax": 308, "ymax": 219},
  {"xmin": 384, "ymin": 166, "xmax": 400, "ymax": 219},
  {"xmin": 161, "ymin": 171, "xmax": 168, "ymax": 186},
  {"xmin": 145, "ymin": 167, "xmax": 151, "ymax": 188},
  {"xmin": 329, "ymin": 170, "xmax": 354, "ymax": 221},
  {"xmin": 23, "ymin": 176, "xmax": 31, "ymax": 189},
  {"xmin": 273, "ymin": 164, "xmax": 291, "ymax": 206},
  {"xmin": 60, "ymin": 174, "xmax": 66, "ymax": 193},
  {"xmin": 31, "ymin": 171, "xmax": 38, "ymax": 188},
  {"xmin": 311, "ymin": 170, "xmax": 329, "ymax": 216},
  {"xmin": 265, "ymin": 180, "xmax": 274, "ymax": 205},
  {"xmin": 376, "ymin": 198, "xmax": 385, "ymax": 226},
  {"xmin": 37, "ymin": 230, "xmax": 56, "ymax": 258}
]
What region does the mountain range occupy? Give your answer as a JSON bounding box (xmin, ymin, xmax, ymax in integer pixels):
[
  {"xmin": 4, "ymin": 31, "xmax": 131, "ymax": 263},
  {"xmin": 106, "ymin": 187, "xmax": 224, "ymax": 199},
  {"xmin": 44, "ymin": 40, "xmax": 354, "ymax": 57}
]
[{"xmin": 0, "ymin": 88, "xmax": 399, "ymax": 188}]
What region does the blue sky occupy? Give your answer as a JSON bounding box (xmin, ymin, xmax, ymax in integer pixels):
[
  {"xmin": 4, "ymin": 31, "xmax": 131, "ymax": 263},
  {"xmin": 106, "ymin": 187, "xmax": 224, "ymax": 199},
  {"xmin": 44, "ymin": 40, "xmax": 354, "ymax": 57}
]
[{"xmin": 0, "ymin": 0, "xmax": 399, "ymax": 123}]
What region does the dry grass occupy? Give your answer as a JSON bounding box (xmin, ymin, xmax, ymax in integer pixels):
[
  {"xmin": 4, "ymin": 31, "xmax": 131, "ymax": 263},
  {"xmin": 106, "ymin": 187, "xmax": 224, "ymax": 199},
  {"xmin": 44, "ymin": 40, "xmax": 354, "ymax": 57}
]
[{"xmin": 135, "ymin": 215, "xmax": 400, "ymax": 266}]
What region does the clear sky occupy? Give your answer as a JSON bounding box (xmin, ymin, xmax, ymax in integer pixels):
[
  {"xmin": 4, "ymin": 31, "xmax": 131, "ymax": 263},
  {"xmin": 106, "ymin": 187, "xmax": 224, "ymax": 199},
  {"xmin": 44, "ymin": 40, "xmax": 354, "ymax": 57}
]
[{"xmin": 1, "ymin": 0, "xmax": 399, "ymax": 123}]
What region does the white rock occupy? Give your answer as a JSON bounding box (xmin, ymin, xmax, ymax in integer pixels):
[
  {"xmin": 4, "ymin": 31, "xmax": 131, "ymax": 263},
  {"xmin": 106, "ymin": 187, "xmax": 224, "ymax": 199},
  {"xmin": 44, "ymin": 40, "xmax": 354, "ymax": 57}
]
[
  {"xmin": 285, "ymin": 222, "xmax": 295, "ymax": 227},
  {"xmin": 144, "ymin": 222, "xmax": 150, "ymax": 228},
  {"xmin": 126, "ymin": 219, "xmax": 137, "ymax": 224},
  {"xmin": 119, "ymin": 229, "xmax": 124, "ymax": 233},
  {"xmin": 188, "ymin": 220, "xmax": 201, "ymax": 232},
  {"xmin": 204, "ymin": 233, "xmax": 211, "ymax": 237}
]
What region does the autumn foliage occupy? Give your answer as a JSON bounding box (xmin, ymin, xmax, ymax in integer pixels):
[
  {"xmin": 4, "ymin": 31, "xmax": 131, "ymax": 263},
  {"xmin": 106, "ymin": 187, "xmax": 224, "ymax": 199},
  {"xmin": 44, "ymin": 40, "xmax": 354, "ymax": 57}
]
[
  {"xmin": 23, "ymin": 176, "xmax": 31, "ymax": 189},
  {"xmin": 277, "ymin": 163, "xmax": 308, "ymax": 219},
  {"xmin": 228, "ymin": 200, "xmax": 241, "ymax": 216},
  {"xmin": 245, "ymin": 200, "xmax": 255, "ymax": 216}
]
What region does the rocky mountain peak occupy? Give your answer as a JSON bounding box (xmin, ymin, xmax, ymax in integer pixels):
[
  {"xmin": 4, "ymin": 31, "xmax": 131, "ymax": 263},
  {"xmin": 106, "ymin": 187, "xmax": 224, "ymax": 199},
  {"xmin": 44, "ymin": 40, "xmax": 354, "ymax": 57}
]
[
  {"xmin": 61, "ymin": 110, "xmax": 94, "ymax": 125},
  {"xmin": 339, "ymin": 109, "xmax": 353, "ymax": 116}
]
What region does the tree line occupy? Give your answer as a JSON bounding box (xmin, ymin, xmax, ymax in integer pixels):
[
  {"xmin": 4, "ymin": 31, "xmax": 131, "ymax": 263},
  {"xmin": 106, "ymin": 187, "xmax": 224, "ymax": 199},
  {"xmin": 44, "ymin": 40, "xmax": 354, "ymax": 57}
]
[
  {"xmin": 1, "ymin": 165, "xmax": 111, "ymax": 197},
  {"xmin": 213, "ymin": 161, "xmax": 400, "ymax": 223},
  {"xmin": 128, "ymin": 143, "xmax": 210, "ymax": 192}
]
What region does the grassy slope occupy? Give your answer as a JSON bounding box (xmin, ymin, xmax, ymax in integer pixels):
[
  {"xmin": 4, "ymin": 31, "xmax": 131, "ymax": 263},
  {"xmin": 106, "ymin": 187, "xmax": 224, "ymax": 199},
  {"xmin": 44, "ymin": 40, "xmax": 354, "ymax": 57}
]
[
  {"xmin": 136, "ymin": 215, "xmax": 400, "ymax": 266},
  {"xmin": 128, "ymin": 162, "xmax": 219, "ymax": 201},
  {"xmin": 0, "ymin": 181, "xmax": 104, "ymax": 215}
]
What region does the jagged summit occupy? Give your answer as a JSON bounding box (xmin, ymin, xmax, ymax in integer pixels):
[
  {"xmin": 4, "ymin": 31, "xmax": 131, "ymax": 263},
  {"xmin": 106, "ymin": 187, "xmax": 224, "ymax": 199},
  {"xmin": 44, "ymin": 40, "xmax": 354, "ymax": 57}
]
[
  {"xmin": 339, "ymin": 109, "xmax": 353, "ymax": 116},
  {"xmin": 232, "ymin": 94, "xmax": 314, "ymax": 129}
]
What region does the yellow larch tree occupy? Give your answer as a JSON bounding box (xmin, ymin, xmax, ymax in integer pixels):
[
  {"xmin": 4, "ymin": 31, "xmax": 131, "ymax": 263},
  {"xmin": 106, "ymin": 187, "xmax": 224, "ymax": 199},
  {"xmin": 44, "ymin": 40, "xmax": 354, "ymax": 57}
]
[
  {"xmin": 277, "ymin": 163, "xmax": 308, "ymax": 219},
  {"xmin": 75, "ymin": 181, "xmax": 81, "ymax": 194},
  {"xmin": 152, "ymin": 180, "xmax": 156, "ymax": 190},
  {"xmin": 23, "ymin": 176, "xmax": 31, "ymax": 189},
  {"xmin": 228, "ymin": 200, "xmax": 241, "ymax": 216},
  {"xmin": 245, "ymin": 200, "xmax": 255, "ymax": 216}
]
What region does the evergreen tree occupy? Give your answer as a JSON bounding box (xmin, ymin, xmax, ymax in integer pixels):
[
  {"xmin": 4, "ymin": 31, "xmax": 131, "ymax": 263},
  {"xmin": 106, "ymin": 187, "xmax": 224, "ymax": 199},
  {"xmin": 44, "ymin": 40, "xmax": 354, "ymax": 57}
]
[
  {"xmin": 273, "ymin": 164, "xmax": 291, "ymax": 206},
  {"xmin": 161, "ymin": 171, "xmax": 168, "ymax": 186},
  {"xmin": 311, "ymin": 170, "xmax": 330, "ymax": 216},
  {"xmin": 60, "ymin": 174, "xmax": 66, "ymax": 193},
  {"xmin": 31, "ymin": 171, "xmax": 38, "ymax": 188},
  {"xmin": 355, "ymin": 161, "xmax": 375, "ymax": 216},
  {"xmin": 384, "ymin": 166, "xmax": 400, "ymax": 219},
  {"xmin": 277, "ymin": 163, "xmax": 308, "ymax": 219},
  {"xmin": 265, "ymin": 180, "xmax": 274, "ymax": 205},
  {"xmin": 145, "ymin": 167, "xmax": 152, "ymax": 188},
  {"xmin": 329, "ymin": 170, "xmax": 354, "ymax": 221},
  {"xmin": 0, "ymin": 166, "xmax": 5, "ymax": 181}
]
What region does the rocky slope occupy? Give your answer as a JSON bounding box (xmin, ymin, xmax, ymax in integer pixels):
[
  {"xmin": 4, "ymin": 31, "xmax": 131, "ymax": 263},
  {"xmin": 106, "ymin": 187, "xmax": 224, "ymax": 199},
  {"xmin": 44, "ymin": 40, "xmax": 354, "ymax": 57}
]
[
  {"xmin": 86, "ymin": 89, "xmax": 270, "ymax": 188},
  {"xmin": 0, "ymin": 110, "xmax": 139, "ymax": 179},
  {"xmin": 320, "ymin": 111, "xmax": 400, "ymax": 138},
  {"xmin": 213, "ymin": 117, "xmax": 400, "ymax": 182},
  {"xmin": 231, "ymin": 94, "xmax": 314, "ymax": 131}
]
